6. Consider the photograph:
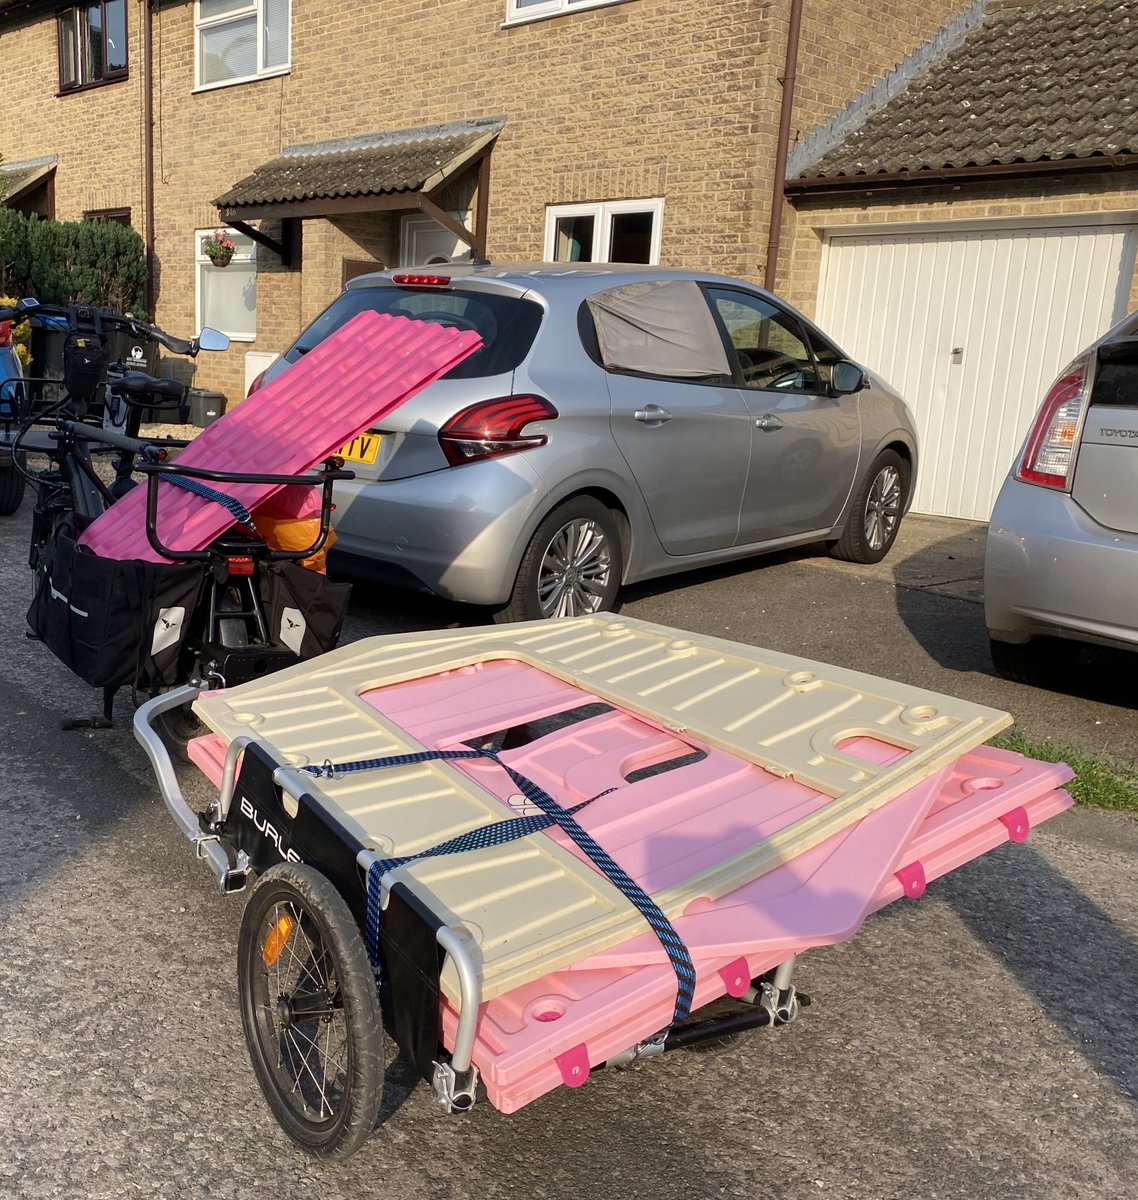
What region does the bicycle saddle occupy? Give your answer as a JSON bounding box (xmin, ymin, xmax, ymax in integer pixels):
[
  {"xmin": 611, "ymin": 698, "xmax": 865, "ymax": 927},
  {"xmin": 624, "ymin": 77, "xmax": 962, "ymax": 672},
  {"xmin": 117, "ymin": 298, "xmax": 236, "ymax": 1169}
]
[{"xmin": 112, "ymin": 372, "xmax": 187, "ymax": 401}]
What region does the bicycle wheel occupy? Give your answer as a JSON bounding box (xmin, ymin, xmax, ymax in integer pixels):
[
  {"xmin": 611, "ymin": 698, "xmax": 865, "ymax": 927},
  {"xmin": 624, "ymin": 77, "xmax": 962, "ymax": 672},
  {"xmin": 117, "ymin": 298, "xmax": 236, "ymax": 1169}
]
[{"xmin": 238, "ymin": 864, "xmax": 385, "ymax": 1160}]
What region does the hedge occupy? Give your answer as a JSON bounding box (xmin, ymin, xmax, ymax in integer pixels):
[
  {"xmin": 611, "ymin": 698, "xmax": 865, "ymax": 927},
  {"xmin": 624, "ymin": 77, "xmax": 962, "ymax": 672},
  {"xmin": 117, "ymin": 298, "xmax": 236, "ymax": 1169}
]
[{"xmin": 0, "ymin": 209, "xmax": 146, "ymax": 314}]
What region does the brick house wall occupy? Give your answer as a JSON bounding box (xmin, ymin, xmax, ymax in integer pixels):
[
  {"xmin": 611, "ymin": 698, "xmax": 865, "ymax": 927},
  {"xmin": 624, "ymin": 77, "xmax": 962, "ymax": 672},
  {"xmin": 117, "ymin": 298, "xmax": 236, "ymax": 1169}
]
[{"xmin": 1, "ymin": 0, "xmax": 976, "ymax": 403}]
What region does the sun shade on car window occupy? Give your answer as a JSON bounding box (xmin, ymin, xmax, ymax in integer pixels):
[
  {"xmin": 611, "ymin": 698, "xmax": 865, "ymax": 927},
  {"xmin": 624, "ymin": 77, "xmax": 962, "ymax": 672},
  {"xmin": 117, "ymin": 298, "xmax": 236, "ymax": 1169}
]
[{"xmin": 587, "ymin": 280, "xmax": 732, "ymax": 378}]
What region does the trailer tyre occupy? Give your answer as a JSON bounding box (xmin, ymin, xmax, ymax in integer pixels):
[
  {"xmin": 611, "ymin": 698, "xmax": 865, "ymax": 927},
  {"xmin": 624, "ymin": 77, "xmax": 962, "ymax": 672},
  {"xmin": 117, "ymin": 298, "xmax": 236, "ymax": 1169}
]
[{"xmin": 238, "ymin": 863, "xmax": 385, "ymax": 1160}]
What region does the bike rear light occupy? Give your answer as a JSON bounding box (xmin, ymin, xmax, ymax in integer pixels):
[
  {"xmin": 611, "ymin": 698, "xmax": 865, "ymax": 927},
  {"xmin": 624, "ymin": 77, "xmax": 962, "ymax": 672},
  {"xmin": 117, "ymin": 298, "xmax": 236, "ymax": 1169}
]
[
  {"xmin": 438, "ymin": 395, "xmax": 558, "ymax": 466},
  {"xmin": 227, "ymin": 556, "xmax": 255, "ymax": 576},
  {"xmin": 1016, "ymin": 355, "xmax": 1091, "ymax": 490},
  {"xmin": 391, "ymin": 273, "xmax": 451, "ymax": 287},
  {"xmin": 246, "ymin": 369, "xmax": 267, "ymax": 398},
  {"xmin": 0, "ymin": 321, "xmax": 11, "ymax": 346},
  {"xmin": 262, "ymin": 913, "xmax": 294, "ymax": 966}
]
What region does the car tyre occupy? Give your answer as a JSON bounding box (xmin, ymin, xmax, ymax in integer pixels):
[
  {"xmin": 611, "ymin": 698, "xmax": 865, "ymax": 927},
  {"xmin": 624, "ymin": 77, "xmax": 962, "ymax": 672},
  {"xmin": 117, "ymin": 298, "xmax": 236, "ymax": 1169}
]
[
  {"xmin": 495, "ymin": 496, "xmax": 623, "ymax": 623},
  {"xmin": 988, "ymin": 636, "xmax": 1081, "ymax": 689},
  {"xmin": 0, "ymin": 459, "xmax": 26, "ymax": 516},
  {"xmin": 830, "ymin": 449, "xmax": 909, "ymax": 564}
]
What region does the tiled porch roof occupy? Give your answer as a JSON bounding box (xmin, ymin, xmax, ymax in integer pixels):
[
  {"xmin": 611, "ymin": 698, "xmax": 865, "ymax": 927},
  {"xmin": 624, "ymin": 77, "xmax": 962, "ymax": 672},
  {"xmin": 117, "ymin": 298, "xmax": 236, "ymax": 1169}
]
[{"xmin": 214, "ymin": 117, "xmax": 505, "ymax": 212}]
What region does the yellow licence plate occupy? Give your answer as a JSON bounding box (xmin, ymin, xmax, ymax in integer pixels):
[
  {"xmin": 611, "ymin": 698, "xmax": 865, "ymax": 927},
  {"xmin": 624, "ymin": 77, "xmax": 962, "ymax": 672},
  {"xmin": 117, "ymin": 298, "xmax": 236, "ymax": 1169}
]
[{"xmin": 339, "ymin": 433, "xmax": 381, "ymax": 465}]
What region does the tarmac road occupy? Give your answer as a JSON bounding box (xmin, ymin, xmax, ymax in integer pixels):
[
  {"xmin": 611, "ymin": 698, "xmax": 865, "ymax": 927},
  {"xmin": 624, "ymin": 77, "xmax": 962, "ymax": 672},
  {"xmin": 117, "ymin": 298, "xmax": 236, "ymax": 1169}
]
[{"xmin": 0, "ymin": 499, "xmax": 1134, "ymax": 1200}]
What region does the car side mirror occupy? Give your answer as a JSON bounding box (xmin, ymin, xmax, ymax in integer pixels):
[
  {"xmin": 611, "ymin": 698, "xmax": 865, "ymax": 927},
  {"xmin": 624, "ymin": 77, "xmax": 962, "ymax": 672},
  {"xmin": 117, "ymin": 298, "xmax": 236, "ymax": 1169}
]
[{"xmin": 831, "ymin": 360, "xmax": 867, "ymax": 396}]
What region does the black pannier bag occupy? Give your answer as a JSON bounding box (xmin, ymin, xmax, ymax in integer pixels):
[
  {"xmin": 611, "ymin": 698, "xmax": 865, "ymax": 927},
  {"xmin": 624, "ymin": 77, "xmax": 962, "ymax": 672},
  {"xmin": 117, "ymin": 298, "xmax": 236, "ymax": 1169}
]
[
  {"xmin": 259, "ymin": 559, "xmax": 352, "ymax": 660},
  {"xmin": 62, "ymin": 330, "xmax": 106, "ymax": 408},
  {"xmin": 27, "ymin": 513, "xmax": 207, "ymax": 690}
]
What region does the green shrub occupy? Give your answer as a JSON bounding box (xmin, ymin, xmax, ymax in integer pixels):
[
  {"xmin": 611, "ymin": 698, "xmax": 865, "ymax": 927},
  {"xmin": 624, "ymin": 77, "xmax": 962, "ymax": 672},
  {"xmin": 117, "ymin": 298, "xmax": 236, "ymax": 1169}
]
[{"xmin": 0, "ymin": 209, "xmax": 145, "ymax": 313}]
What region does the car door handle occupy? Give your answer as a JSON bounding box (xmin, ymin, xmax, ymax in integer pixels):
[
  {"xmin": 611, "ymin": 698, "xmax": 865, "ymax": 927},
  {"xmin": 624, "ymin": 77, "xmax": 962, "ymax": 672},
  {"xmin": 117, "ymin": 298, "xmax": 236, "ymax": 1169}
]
[
  {"xmin": 634, "ymin": 405, "xmax": 672, "ymax": 425},
  {"xmin": 755, "ymin": 414, "xmax": 783, "ymax": 431}
]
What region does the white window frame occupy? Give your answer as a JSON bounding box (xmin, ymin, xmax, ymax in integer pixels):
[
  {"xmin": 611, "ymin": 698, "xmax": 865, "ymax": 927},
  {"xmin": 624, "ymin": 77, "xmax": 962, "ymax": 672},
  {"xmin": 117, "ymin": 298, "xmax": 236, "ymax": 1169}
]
[
  {"xmin": 193, "ymin": 0, "xmax": 291, "ymax": 92},
  {"xmin": 504, "ymin": 0, "xmax": 633, "ymax": 27},
  {"xmin": 195, "ymin": 228, "xmax": 257, "ymax": 342},
  {"xmin": 544, "ymin": 198, "xmax": 664, "ymax": 265}
]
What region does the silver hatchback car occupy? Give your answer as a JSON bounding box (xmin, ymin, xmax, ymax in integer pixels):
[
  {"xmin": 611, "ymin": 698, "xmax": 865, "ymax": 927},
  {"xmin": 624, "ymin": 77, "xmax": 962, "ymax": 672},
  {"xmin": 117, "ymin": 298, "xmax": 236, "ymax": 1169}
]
[
  {"xmin": 259, "ymin": 264, "xmax": 918, "ymax": 620},
  {"xmin": 986, "ymin": 309, "xmax": 1138, "ymax": 685}
]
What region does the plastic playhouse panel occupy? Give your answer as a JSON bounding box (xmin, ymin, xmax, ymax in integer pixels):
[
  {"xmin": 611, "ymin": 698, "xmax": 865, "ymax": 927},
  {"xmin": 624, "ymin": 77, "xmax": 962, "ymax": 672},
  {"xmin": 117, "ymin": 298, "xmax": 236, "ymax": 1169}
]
[
  {"xmin": 192, "ymin": 615, "xmax": 1015, "ymax": 1002},
  {"xmin": 78, "ymin": 311, "xmax": 480, "ymax": 561}
]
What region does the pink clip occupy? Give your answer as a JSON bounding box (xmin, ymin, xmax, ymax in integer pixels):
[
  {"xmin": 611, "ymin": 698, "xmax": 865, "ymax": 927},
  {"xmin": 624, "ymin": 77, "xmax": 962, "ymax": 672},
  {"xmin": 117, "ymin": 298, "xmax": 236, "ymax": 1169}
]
[
  {"xmin": 999, "ymin": 805, "xmax": 1030, "ymax": 843},
  {"xmin": 718, "ymin": 957, "xmax": 750, "ymax": 998},
  {"xmin": 895, "ymin": 860, "xmax": 926, "ymax": 899},
  {"xmin": 555, "ymin": 1043, "xmax": 591, "ymax": 1089}
]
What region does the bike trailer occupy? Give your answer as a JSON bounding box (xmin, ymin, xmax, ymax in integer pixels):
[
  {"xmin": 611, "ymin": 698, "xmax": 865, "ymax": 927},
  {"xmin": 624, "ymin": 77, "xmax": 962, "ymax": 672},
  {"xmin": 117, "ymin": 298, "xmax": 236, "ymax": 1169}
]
[{"xmin": 134, "ymin": 614, "xmax": 1074, "ymax": 1159}]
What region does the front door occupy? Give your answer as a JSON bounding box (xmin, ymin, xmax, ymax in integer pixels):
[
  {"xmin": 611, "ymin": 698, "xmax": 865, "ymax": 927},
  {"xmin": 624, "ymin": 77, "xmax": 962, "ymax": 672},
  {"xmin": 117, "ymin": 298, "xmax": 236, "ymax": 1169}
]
[{"xmin": 399, "ymin": 212, "xmax": 473, "ymax": 266}]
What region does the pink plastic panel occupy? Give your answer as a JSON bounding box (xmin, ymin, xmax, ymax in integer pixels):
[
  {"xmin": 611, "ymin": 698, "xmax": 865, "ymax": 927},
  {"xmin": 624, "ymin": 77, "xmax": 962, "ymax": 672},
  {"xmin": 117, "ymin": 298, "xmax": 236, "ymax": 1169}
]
[{"xmin": 78, "ymin": 311, "xmax": 480, "ymax": 561}]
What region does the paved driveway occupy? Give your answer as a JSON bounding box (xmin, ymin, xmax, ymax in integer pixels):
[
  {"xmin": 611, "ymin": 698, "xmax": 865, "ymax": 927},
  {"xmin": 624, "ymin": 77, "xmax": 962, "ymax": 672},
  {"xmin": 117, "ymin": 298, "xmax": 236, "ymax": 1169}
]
[{"xmin": 0, "ymin": 503, "xmax": 1134, "ymax": 1200}]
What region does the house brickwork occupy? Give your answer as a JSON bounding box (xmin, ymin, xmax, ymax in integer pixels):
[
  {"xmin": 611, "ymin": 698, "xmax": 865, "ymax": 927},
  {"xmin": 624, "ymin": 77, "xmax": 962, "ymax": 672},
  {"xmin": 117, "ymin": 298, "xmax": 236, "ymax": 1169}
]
[{"xmin": 1, "ymin": 0, "xmax": 977, "ymax": 404}]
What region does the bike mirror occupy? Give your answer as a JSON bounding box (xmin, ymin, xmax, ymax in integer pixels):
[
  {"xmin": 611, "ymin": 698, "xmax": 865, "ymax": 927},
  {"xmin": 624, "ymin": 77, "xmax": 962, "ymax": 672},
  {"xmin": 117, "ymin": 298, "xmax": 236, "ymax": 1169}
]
[
  {"xmin": 196, "ymin": 327, "xmax": 230, "ymax": 352},
  {"xmin": 16, "ymin": 297, "xmax": 39, "ymax": 313}
]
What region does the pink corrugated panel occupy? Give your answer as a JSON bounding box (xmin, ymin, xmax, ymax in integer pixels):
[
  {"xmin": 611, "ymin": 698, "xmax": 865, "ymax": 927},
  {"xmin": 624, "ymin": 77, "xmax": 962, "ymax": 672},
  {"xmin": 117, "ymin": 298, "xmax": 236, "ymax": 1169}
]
[{"xmin": 78, "ymin": 310, "xmax": 480, "ymax": 561}]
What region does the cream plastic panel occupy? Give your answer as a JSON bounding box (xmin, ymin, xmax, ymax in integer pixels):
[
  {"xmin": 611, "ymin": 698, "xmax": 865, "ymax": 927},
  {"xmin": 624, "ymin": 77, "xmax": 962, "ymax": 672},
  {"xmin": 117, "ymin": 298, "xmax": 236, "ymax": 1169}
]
[{"xmin": 194, "ymin": 615, "xmax": 1012, "ymax": 1001}]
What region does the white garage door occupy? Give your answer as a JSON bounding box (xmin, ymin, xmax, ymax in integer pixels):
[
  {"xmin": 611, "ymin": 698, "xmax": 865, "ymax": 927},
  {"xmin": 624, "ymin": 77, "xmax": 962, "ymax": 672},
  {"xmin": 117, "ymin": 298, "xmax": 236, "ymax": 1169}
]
[{"xmin": 816, "ymin": 222, "xmax": 1138, "ymax": 520}]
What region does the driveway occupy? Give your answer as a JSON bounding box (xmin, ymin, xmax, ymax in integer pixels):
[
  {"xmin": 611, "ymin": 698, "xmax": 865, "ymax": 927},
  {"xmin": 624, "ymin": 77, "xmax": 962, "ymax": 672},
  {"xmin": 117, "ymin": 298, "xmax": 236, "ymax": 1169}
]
[{"xmin": 0, "ymin": 502, "xmax": 1134, "ymax": 1199}]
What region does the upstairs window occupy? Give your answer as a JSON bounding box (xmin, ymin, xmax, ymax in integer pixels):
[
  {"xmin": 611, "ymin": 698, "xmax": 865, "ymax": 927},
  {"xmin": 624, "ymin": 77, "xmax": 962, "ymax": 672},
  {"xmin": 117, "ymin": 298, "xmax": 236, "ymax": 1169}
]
[
  {"xmin": 545, "ymin": 199, "xmax": 663, "ymax": 265},
  {"xmin": 196, "ymin": 0, "xmax": 291, "ymax": 89},
  {"xmin": 58, "ymin": 1, "xmax": 128, "ymax": 91},
  {"xmin": 507, "ymin": 0, "xmax": 628, "ymax": 23}
]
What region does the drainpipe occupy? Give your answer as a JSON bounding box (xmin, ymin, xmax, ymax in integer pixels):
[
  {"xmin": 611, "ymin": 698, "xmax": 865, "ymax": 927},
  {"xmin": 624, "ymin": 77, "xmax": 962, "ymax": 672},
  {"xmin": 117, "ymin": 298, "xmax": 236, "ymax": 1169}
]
[
  {"xmin": 764, "ymin": 0, "xmax": 803, "ymax": 292},
  {"xmin": 143, "ymin": 0, "xmax": 156, "ymax": 317}
]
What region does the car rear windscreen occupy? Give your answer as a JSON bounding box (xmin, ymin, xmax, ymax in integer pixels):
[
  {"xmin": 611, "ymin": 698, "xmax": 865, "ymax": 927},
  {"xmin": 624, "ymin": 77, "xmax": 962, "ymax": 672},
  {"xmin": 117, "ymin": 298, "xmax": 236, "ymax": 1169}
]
[
  {"xmin": 288, "ymin": 286, "xmax": 543, "ymax": 379},
  {"xmin": 1093, "ymin": 337, "xmax": 1138, "ymax": 406}
]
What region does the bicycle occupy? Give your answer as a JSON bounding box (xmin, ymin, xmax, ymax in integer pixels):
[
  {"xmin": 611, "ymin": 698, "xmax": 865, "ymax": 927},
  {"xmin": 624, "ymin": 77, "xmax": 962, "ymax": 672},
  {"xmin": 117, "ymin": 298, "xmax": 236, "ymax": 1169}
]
[{"xmin": 2, "ymin": 297, "xmax": 354, "ymax": 747}]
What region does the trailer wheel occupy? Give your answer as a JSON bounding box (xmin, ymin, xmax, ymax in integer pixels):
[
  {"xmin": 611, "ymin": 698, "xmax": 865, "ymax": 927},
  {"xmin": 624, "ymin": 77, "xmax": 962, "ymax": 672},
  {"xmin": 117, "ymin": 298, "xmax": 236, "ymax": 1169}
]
[{"xmin": 238, "ymin": 863, "xmax": 385, "ymax": 1160}]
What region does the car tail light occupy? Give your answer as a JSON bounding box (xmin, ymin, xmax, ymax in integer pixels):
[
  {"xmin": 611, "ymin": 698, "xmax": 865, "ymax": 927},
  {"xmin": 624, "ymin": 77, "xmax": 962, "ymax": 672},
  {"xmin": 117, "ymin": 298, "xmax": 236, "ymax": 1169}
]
[
  {"xmin": 1015, "ymin": 355, "xmax": 1091, "ymax": 490},
  {"xmin": 391, "ymin": 274, "xmax": 451, "ymax": 287},
  {"xmin": 246, "ymin": 368, "xmax": 267, "ymax": 398},
  {"xmin": 438, "ymin": 395, "xmax": 558, "ymax": 466},
  {"xmin": 0, "ymin": 321, "xmax": 11, "ymax": 347}
]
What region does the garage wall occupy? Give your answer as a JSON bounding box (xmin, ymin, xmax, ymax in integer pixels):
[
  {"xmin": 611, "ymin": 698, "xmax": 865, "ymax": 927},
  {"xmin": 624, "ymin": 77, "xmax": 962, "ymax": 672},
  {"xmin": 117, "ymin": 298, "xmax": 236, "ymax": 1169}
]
[
  {"xmin": 787, "ymin": 170, "xmax": 1138, "ymax": 520},
  {"xmin": 816, "ymin": 219, "xmax": 1137, "ymax": 520}
]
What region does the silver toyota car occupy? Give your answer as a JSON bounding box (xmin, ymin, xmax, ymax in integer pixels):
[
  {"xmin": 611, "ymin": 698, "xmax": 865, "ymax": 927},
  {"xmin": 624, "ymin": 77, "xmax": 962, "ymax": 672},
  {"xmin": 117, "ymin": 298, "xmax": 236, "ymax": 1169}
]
[
  {"xmin": 258, "ymin": 264, "xmax": 918, "ymax": 621},
  {"xmin": 986, "ymin": 310, "xmax": 1138, "ymax": 685}
]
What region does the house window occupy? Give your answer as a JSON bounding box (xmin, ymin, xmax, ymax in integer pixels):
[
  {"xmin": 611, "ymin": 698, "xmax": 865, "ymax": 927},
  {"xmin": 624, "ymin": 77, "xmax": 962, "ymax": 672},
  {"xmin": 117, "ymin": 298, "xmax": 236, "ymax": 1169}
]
[
  {"xmin": 83, "ymin": 207, "xmax": 131, "ymax": 226},
  {"xmin": 196, "ymin": 229, "xmax": 256, "ymax": 341},
  {"xmin": 506, "ymin": 0, "xmax": 628, "ymax": 24},
  {"xmin": 196, "ymin": 0, "xmax": 290, "ymax": 89},
  {"xmin": 57, "ymin": 0, "xmax": 128, "ymax": 91},
  {"xmin": 545, "ymin": 199, "xmax": 663, "ymax": 265}
]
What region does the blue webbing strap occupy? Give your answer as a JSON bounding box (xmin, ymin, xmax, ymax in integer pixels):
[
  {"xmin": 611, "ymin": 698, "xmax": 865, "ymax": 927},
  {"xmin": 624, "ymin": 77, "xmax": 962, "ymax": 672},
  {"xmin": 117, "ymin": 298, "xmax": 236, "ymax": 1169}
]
[
  {"xmin": 301, "ymin": 747, "xmax": 697, "ymax": 1029},
  {"xmin": 161, "ymin": 472, "xmax": 257, "ymax": 531}
]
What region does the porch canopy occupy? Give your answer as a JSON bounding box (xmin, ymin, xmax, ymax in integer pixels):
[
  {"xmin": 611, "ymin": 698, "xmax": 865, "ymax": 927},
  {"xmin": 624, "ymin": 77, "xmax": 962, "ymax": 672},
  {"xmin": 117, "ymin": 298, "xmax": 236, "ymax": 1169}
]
[
  {"xmin": 213, "ymin": 117, "xmax": 505, "ymax": 266},
  {"xmin": 1, "ymin": 155, "xmax": 56, "ymax": 216}
]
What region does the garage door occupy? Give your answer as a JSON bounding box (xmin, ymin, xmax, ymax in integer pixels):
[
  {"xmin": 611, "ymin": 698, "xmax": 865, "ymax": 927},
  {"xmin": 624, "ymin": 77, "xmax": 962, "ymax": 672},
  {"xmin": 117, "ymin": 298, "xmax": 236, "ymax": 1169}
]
[{"xmin": 816, "ymin": 222, "xmax": 1138, "ymax": 520}]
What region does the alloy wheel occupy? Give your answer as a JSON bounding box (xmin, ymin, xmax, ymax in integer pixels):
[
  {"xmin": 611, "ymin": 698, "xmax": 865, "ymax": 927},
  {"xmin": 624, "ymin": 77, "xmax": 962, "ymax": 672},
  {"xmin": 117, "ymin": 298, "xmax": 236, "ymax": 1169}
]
[
  {"xmin": 537, "ymin": 517, "xmax": 613, "ymax": 618},
  {"xmin": 864, "ymin": 465, "xmax": 902, "ymax": 551}
]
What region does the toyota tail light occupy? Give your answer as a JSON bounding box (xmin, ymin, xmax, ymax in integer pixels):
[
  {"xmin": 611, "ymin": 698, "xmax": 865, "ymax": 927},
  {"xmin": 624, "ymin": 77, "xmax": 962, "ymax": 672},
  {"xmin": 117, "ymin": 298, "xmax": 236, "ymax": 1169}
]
[
  {"xmin": 438, "ymin": 395, "xmax": 558, "ymax": 466},
  {"xmin": 1015, "ymin": 355, "xmax": 1091, "ymax": 490}
]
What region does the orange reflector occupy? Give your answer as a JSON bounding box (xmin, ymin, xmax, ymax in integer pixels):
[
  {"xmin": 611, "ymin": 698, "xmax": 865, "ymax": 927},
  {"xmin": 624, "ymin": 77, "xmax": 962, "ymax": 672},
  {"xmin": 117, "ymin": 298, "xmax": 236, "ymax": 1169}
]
[{"xmin": 262, "ymin": 913, "xmax": 294, "ymax": 966}]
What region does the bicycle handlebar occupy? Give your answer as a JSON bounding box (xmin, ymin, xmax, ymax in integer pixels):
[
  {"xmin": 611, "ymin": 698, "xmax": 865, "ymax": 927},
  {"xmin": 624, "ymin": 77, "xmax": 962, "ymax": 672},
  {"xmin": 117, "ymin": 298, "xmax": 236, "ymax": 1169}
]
[
  {"xmin": 57, "ymin": 420, "xmax": 170, "ymax": 461},
  {"xmin": 0, "ymin": 300, "xmax": 205, "ymax": 358}
]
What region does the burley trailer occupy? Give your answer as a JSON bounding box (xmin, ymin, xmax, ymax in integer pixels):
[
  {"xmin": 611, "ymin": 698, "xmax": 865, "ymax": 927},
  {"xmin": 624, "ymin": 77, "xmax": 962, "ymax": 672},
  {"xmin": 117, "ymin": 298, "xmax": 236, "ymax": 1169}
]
[{"xmin": 134, "ymin": 613, "xmax": 1074, "ymax": 1160}]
